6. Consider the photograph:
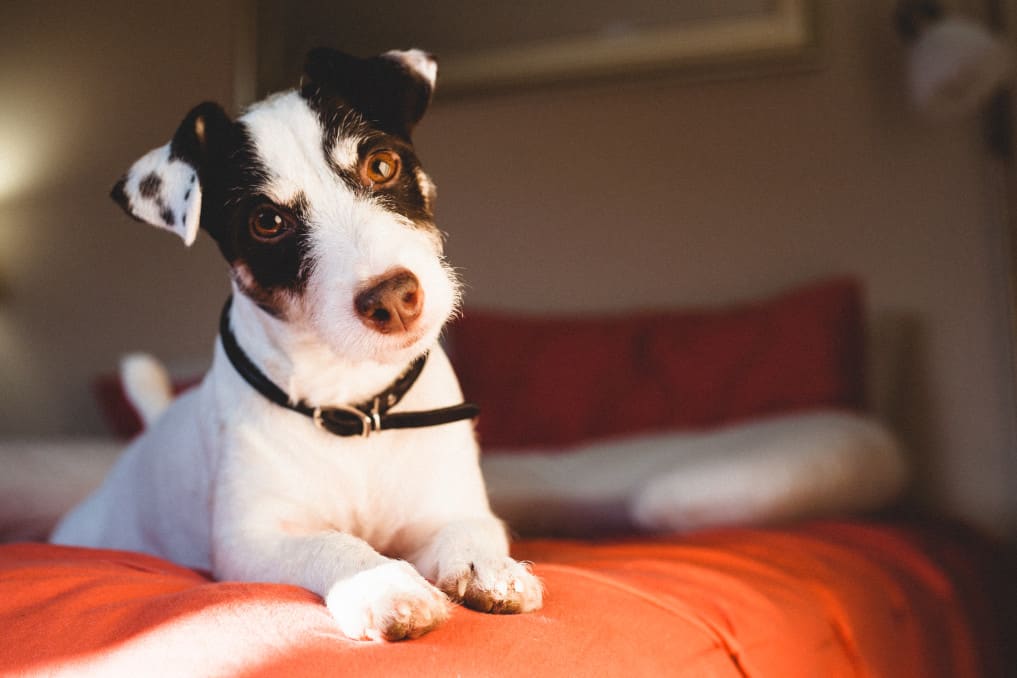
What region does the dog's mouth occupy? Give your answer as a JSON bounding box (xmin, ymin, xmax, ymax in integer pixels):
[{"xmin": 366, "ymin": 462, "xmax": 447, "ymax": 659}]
[
  {"xmin": 301, "ymin": 252, "xmax": 459, "ymax": 365},
  {"xmin": 389, "ymin": 331, "xmax": 428, "ymax": 353},
  {"xmin": 351, "ymin": 325, "xmax": 432, "ymax": 366}
]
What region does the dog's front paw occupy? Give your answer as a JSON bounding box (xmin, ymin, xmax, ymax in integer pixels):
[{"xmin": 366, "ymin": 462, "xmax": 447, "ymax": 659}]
[
  {"xmin": 438, "ymin": 556, "xmax": 543, "ymax": 614},
  {"xmin": 325, "ymin": 561, "xmax": 451, "ymax": 641}
]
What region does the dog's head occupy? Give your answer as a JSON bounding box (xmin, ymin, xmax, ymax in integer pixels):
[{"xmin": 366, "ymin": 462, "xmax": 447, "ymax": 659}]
[{"xmin": 112, "ymin": 48, "xmax": 457, "ymax": 365}]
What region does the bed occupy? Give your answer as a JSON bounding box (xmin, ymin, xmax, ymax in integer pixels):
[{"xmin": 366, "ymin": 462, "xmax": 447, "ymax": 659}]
[{"xmin": 1, "ymin": 277, "xmax": 1011, "ymax": 677}]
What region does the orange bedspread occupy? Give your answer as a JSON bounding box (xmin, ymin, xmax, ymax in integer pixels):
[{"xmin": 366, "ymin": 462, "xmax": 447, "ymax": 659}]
[{"xmin": 0, "ymin": 521, "xmax": 1003, "ymax": 677}]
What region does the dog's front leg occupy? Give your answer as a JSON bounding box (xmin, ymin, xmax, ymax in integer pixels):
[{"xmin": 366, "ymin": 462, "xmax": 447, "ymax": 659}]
[
  {"xmin": 216, "ymin": 529, "xmax": 451, "ymax": 640},
  {"xmin": 410, "ymin": 516, "xmax": 543, "ymax": 614},
  {"xmin": 214, "ymin": 520, "xmax": 450, "ymax": 641}
]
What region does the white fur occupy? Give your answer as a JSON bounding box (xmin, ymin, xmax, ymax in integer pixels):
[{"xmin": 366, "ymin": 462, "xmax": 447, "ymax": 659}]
[
  {"xmin": 331, "ymin": 132, "xmax": 363, "ymax": 172},
  {"xmin": 119, "ymin": 144, "xmax": 202, "ymax": 246},
  {"xmin": 385, "ymin": 49, "xmax": 437, "ymax": 89},
  {"xmin": 120, "ymin": 353, "xmax": 174, "ymax": 426},
  {"xmin": 51, "ymin": 89, "xmax": 540, "ymax": 641}
]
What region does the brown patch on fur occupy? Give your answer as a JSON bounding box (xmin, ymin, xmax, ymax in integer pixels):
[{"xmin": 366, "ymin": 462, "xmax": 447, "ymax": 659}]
[{"xmin": 138, "ymin": 173, "xmax": 162, "ymax": 198}]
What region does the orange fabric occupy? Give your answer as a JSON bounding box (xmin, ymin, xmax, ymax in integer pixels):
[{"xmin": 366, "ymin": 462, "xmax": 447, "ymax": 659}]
[{"xmin": 0, "ymin": 522, "xmax": 999, "ymax": 677}]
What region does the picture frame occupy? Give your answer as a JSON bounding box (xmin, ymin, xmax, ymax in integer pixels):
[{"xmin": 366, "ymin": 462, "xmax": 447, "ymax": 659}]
[
  {"xmin": 436, "ymin": 0, "xmax": 822, "ymax": 93},
  {"xmin": 253, "ymin": 0, "xmax": 823, "ymax": 99}
]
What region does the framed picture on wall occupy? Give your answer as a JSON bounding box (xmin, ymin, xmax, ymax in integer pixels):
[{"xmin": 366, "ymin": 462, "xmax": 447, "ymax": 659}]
[
  {"xmin": 436, "ymin": 0, "xmax": 822, "ymax": 92},
  {"xmin": 255, "ymin": 0, "xmax": 822, "ymax": 98}
]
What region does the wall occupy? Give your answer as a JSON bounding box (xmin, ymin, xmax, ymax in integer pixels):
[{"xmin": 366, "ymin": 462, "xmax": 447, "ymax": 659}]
[
  {"xmin": 410, "ymin": 3, "xmax": 1016, "ymax": 536},
  {"xmin": 0, "ymin": 1, "xmax": 244, "ymax": 434},
  {"xmin": 0, "ymin": 2, "xmax": 1013, "ymax": 537}
]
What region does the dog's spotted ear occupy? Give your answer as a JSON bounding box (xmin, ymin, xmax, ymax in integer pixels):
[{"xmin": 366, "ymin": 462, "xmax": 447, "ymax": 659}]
[
  {"xmin": 301, "ymin": 48, "xmax": 437, "ymax": 139},
  {"xmin": 111, "ymin": 102, "xmax": 233, "ymax": 246}
]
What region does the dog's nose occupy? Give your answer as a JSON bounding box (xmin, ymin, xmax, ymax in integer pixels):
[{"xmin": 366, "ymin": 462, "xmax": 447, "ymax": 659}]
[{"xmin": 354, "ymin": 269, "xmax": 424, "ymax": 334}]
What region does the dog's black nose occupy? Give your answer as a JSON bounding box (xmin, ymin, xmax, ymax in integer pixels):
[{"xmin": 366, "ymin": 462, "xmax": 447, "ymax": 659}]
[{"xmin": 354, "ymin": 269, "xmax": 424, "ymax": 334}]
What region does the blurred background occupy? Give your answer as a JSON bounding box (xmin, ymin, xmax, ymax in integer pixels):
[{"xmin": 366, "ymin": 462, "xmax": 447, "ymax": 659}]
[{"xmin": 1, "ymin": 0, "xmax": 1015, "ymax": 539}]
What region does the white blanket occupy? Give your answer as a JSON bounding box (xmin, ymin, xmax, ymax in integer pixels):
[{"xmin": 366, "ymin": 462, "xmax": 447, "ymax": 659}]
[{"xmin": 482, "ymin": 410, "xmax": 908, "ymax": 536}]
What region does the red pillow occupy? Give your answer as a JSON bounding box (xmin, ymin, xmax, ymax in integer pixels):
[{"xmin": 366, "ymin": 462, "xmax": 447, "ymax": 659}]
[
  {"xmin": 448, "ymin": 278, "xmax": 865, "ymax": 450},
  {"xmin": 94, "ymin": 376, "xmax": 199, "ymax": 439}
]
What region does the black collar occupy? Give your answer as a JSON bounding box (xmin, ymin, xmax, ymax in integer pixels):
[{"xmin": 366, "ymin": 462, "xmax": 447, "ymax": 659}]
[{"xmin": 218, "ymin": 296, "xmax": 479, "ymax": 437}]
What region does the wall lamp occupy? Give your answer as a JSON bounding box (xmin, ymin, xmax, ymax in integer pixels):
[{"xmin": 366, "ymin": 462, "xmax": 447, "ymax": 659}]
[{"xmin": 895, "ymin": 0, "xmax": 1013, "ymax": 119}]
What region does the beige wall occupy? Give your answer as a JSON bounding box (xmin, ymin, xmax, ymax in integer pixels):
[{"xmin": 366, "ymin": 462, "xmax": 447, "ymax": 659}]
[
  {"xmin": 0, "ymin": 1, "xmax": 240, "ymax": 434},
  {"xmin": 414, "ymin": 3, "xmax": 1017, "ymax": 536},
  {"xmin": 0, "ymin": 2, "xmax": 1014, "ymax": 536}
]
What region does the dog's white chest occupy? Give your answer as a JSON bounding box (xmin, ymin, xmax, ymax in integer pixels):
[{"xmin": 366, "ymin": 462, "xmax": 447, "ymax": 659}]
[{"xmin": 226, "ymin": 415, "xmax": 434, "ymax": 546}]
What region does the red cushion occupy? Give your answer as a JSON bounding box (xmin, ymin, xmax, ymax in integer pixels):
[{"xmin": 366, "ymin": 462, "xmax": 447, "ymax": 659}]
[
  {"xmin": 449, "ymin": 277, "xmax": 865, "ymax": 449},
  {"xmin": 93, "ymin": 376, "xmax": 199, "ymax": 439},
  {"xmin": 0, "ymin": 522, "xmax": 999, "ymax": 677}
]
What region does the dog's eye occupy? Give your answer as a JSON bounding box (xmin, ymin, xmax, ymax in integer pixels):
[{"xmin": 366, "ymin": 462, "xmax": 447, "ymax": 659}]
[
  {"xmin": 249, "ymin": 206, "xmax": 288, "ymax": 241},
  {"xmin": 361, "ymin": 150, "xmax": 401, "ymax": 187}
]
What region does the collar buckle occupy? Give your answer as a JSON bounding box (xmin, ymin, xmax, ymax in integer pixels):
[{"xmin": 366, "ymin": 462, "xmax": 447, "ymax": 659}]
[{"xmin": 313, "ymin": 401, "xmax": 381, "ymax": 438}]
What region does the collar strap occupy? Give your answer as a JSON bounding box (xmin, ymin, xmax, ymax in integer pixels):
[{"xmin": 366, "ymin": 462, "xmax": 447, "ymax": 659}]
[{"xmin": 219, "ymin": 297, "xmax": 479, "ymax": 437}]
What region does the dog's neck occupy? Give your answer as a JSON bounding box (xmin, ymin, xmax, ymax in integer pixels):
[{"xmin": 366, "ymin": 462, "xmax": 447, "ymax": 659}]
[{"xmin": 224, "ymin": 290, "xmax": 413, "ymax": 409}]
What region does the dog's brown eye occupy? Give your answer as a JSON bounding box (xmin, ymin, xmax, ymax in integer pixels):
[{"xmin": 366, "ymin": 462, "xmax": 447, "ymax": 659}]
[
  {"xmin": 362, "ymin": 150, "xmax": 401, "ymax": 187},
  {"xmin": 249, "ymin": 206, "xmax": 288, "ymax": 241}
]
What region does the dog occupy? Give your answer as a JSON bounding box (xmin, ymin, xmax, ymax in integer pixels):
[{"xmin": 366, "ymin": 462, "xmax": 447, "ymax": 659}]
[{"xmin": 50, "ymin": 47, "xmax": 542, "ymax": 641}]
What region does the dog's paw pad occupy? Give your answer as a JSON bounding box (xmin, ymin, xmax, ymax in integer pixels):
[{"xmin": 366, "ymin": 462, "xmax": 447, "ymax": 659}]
[
  {"xmin": 439, "ymin": 557, "xmax": 543, "ymax": 614},
  {"xmin": 326, "ymin": 561, "xmax": 451, "ymax": 641}
]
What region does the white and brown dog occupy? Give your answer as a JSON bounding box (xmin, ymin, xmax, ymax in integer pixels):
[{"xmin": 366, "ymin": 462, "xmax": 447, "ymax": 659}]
[{"xmin": 50, "ymin": 48, "xmax": 542, "ymax": 641}]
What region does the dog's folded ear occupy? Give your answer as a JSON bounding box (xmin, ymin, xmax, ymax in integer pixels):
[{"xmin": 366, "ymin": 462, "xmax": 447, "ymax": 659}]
[
  {"xmin": 301, "ymin": 48, "xmax": 437, "ymax": 139},
  {"xmin": 111, "ymin": 102, "xmax": 233, "ymax": 247}
]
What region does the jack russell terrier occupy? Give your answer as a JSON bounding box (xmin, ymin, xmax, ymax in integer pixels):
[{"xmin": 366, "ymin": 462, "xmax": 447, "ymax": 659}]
[{"xmin": 50, "ymin": 47, "xmax": 542, "ymax": 641}]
